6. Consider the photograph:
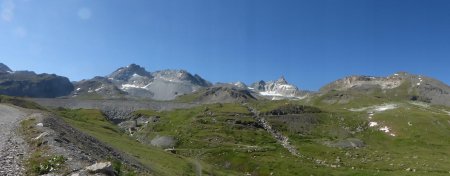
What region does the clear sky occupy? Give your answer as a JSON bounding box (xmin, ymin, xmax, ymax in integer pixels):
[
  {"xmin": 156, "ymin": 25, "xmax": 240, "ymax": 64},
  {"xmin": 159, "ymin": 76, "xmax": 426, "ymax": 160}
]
[{"xmin": 1, "ymin": 0, "xmax": 449, "ymax": 90}]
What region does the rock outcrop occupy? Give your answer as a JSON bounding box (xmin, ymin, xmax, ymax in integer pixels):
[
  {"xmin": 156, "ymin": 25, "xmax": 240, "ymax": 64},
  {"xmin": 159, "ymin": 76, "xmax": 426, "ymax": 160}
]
[{"xmin": 0, "ymin": 64, "xmax": 74, "ymax": 98}]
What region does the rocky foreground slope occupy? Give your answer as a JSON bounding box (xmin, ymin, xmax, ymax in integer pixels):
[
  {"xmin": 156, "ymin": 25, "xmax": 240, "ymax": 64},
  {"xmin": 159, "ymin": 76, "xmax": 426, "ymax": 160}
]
[
  {"xmin": 0, "ymin": 99, "xmax": 150, "ymax": 176},
  {"xmin": 0, "ymin": 104, "xmax": 28, "ymax": 176}
]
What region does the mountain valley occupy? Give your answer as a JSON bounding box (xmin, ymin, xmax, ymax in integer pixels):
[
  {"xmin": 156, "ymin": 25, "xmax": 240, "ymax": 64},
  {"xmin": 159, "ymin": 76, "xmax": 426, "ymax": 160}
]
[{"xmin": 0, "ymin": 63, "xmax": 450, "ymax": 175}]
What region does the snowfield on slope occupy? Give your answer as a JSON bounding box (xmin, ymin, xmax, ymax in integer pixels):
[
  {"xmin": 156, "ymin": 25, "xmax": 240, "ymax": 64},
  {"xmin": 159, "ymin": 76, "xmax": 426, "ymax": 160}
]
[
  {"xmin": 348, "ymin": 103, "xmax": 398, "ymax": 112},
  {"xmin": 348, "ymin": 103, "xmax": 398, "ymax": 137}
]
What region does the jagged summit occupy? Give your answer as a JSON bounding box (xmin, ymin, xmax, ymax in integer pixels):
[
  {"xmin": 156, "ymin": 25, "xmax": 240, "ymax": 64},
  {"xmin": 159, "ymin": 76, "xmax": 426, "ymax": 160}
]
[
  {"xmin": 108, "ymin": 64, "xmax": 152, "ymax": 81},
  {"xmin": 152, "ymin": 69, "xmax": 211, "ymax": 87},
  {"xmin": 276, "ymin": 76, "xmax": 288, "ymax": 84},
  {"xmin": 233, "ymin": 81, "xmax": 247, "ymax": 89},
  {"xmin": 249, "ymin": 76, "xmax": 307, "ymax": 100}
]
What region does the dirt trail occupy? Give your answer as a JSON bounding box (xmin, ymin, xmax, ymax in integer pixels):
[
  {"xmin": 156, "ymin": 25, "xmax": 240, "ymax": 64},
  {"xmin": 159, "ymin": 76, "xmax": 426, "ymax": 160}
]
[{"xmin": 0, "ymin": 104, "xmax": 28, "ymax": 176}]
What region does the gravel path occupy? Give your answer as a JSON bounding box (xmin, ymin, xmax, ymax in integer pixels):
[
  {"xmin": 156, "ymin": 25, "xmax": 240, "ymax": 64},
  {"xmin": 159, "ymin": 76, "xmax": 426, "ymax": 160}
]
[{"xmin": 0, "ymin": 104, "xmax": 28, "ymax": 176}]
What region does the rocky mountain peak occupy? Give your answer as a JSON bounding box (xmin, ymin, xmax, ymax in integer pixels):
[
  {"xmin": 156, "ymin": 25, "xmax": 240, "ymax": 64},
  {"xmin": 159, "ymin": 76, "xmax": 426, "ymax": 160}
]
[
  {"xmin": 108, "ymin": 64, "xmax": 152, "ymax": 81},
  {"xmin": 233, "ymin": 81, "xmax": 248, "ymax": 89},
  {"xmin": 0, "ymin": 63, "xmax": 12, "ymax": 73},
  {"xmin": 152, "ymin": 69, "xmax": 211, "ymax": 86},
  {"xmin": 77, "ymin": 64, "xmax": 212, "ymax": 100},
  {"xmin": 276, "ymin": 76, "xmax": 288, "ymax": 84},
  {"xmin": 250, "ymin": 77, "xmax": 305, "ymax": 99}
]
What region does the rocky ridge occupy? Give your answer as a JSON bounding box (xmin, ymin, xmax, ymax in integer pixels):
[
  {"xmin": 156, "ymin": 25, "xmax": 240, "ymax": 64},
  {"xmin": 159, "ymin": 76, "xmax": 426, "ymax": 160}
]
[
  {"xmin": 74, "ymin": 64, "xmax": 212, "ymax": 100},
  {"xmin": 0, "ymin": 63, "xmax": 74, "ymax": 98},
  {"xmin": 320, "ymin": 72, "xmax": 450, "ymax": 106}
]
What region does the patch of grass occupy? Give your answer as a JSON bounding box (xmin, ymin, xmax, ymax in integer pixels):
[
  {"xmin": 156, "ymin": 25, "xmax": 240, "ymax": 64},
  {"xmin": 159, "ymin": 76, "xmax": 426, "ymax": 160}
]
[
  {"xmin": 110, "ymin": 159, "xmax": 139, "ymax": 176},
  {"xmin": 46, "ymin": 97, "xmax": 450, "ymax": 175},
  {"xmin": 135, "ymin": 103, "xmax": 380, "ymax": 175},
  {"xmin": 19, "ymin": 118, "xmax": 40, "ymax": 143},
  {"xmin": 30, "ymin": 155, "xmax": 66, "ymax": 175},
  {"xmin": 20, "ymin": 118, "xmax": 67, "ymax": 175},
  {"xmin": 0, "ymin": 95, "xmax": 45, "ymax": 110},
  {"xmin": 56, "ymin": 108, "xmax": 234, "ymax": 175}
]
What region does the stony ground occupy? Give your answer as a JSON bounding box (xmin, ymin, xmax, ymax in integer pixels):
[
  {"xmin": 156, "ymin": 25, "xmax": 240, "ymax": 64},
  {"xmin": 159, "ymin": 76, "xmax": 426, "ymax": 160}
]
[
  {"xmin": 28, "ymin": 98, "xmax": 197, "ymax": 111},
  {"xmin": 0, "ymin": 103, "xmax": 149, "ymax": 176},
  {"xmin": 0, "ymin": 104, "xmax": 28, "ymax": 176}
]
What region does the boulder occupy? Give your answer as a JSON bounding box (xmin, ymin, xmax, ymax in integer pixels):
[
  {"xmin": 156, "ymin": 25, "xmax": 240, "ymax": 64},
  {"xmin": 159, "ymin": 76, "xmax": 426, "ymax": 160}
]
[
  {"xmin": 85, "ymin": 162, "xmax": 115, "ymax": 176},
  {"xmin": 150, "ymin": 136, "xmax": 177, "ymax": 149}
]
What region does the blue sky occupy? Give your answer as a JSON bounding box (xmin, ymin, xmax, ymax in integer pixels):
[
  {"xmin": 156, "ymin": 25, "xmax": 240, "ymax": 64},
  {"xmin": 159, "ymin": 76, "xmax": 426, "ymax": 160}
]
[{"xmin": 0, "ymin": 0, "xmax": 449, "ymax": 90}]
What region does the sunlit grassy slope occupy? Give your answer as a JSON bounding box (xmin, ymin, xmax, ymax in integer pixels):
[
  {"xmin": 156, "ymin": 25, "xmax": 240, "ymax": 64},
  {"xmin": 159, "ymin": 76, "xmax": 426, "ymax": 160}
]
[
  {"xmin": 56, "ymin": 95, "xmax": 450, "ymax": 175},
  {"xmin": 56, "ymin": 108, "xmax": 239, "ymax": 176}
]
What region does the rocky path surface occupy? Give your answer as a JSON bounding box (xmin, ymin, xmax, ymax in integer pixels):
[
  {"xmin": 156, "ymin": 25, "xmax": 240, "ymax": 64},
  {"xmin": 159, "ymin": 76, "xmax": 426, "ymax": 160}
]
[
  {"xmin": 0, "ymin": 104, "xmax": 28, "ymax": 176},
  {"xmin": 246, "ymin": 106, "xmax": 300, "ymax": 157}
]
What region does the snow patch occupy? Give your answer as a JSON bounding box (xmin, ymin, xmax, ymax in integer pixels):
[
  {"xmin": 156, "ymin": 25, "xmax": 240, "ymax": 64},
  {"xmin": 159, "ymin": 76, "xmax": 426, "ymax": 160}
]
[
  {"xmin": 142, "ymin": 82, "xmax": 153, "ymax": 89},
  {"xmin": 417, "ymin": 77, "xmax": 423, "ymax": 86},
  {"xmin": 260, "ymin": 91, "xmax": 284, "ymax": 97},
  {"xmin": 390, "ymin": 133, "xmax": 396, "ymax": 137},
  {"xmin": 278, "ymin": 84, "xmax": 295, "ymax": 89},
  {"xmin": 348, "ymin": 107, "xmax": 368, "ymax": 112},
  {"xmin": 409, "ymin": 101, "xmax": 430, "ymax": 108},
  {"xmin": 132, "ymin": 73, "xmax": 142, "ymax": 77},
  {"xmin": 259, "ymin": 91, "xmax": 306, "ymax": 100},
  {"xmin": 369, "ymin": 122, "xmax": 378, "ymax": 127},
  {"xmin": 76, "ymin": 88, "xmax": 81, "ymax": 91},
  {"xmin": 349, "ymin": 104, "xmax": 397, "ymax": 112},
  {"xmin": 379, "ymin": 126, "xmax": 390, "ymax": 133},
  {"xmin": 442, "ymin": 110, "xmax": 450, "ymax": 116},
  {"xmin": 121, "ymin": 84, "xmax": 145, "ymax": 89},
  {"xmin": 95, "ymin": 85, "xmax": 105, "ymax": 92},
  {"xmin": 374, "ymin": 104, "xmax": 398, "ymax": 112}
]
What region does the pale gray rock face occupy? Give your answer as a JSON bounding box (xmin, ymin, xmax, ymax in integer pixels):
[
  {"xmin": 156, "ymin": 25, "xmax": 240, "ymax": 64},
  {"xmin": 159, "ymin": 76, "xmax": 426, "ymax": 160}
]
[
  {"xmin": 74, "ymin": 64, "xmax": 211, "ymax": 100},
  {"xmin": 320, "ymin": 75, "xmax": 403, "ymax": 92},
  {"xmin": 250, "ymin": 76, "xmax": 306, "ymax": 99}
]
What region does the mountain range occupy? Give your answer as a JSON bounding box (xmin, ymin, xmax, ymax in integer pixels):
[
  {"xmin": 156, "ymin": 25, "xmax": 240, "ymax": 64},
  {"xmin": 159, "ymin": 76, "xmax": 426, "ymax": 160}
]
[
  {"xmin": 2, "ymin": 62, "xmax": 450, "ymax": 175},
  {"xmin": 0, "ymin": 63, "xmax": 73, "ymax": 98},
  {"xmin": 0, "ymin": 63, "xmax": 449, "ymax": 106}
]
